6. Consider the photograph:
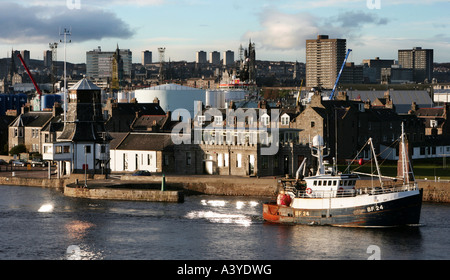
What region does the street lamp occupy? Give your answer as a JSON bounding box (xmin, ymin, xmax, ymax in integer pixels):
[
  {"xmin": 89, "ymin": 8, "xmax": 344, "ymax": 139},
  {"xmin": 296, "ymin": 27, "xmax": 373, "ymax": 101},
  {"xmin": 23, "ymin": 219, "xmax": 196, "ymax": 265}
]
[{"xmin": 84, "ymin": 145, "xmax": 88, "ymax": 188}]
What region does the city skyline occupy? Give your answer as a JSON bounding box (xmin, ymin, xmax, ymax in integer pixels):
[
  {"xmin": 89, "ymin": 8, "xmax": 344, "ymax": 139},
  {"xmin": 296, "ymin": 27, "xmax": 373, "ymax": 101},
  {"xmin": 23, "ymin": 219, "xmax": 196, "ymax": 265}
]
[{"xmin": 0, "ymin": 0, "xmax": 449, "ymax": 64}]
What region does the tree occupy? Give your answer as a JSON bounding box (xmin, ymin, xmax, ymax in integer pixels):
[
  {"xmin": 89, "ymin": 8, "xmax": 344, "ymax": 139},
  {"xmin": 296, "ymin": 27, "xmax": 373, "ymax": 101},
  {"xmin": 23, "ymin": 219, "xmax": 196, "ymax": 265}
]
[{"xmin": 9, "ymin": 144, "xmax": 27, "ymax": 156}]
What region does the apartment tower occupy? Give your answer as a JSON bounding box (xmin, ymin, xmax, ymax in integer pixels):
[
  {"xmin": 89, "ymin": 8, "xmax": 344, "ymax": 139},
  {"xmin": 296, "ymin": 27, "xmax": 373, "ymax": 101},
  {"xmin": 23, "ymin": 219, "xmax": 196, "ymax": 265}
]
[
  {"xmin": 398, "ymin": 47, "xmax": 433, "ymax": 83},
  {"xmin": 306, "ymin": 35, "xmax": 346, "ymax": 89}
]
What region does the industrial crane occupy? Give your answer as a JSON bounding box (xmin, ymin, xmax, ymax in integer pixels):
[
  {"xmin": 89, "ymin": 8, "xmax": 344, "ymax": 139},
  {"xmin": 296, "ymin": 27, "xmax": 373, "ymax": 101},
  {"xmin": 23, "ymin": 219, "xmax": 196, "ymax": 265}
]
[
  {"xmin": 329, "ymin": 49, "xmax": 352, "ymax": 100},
  {"xmin": 17, "ymin": 53, "xmax": 43, "ymax": 99}
]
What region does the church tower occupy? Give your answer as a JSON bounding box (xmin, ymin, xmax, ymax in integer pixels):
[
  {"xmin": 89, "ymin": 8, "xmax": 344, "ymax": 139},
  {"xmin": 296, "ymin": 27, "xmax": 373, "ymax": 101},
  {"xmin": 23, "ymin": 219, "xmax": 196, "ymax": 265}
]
[{"xmin": 111, "ymin": 44, "xmax": 124, "ymax": 91}]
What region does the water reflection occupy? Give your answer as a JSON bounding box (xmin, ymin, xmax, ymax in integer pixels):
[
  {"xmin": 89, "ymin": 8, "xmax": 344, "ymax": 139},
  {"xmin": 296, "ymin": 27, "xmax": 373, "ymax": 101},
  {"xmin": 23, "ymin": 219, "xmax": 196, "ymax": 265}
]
[
  {"xmin": 65, "ymin": 244, "xmax": 104, "ymax": 260},
  {"xmin": 261, "ymin": 223, "xmax": 424, "ymax": 260},
  {"xmin": 186, "ymin": 211, "xmax": 252, "ymax": 227},
  {"xmin": 187, "ymin": 198, "xmax": 260, "ymax": 227},
  {"xmin": 38, "ymin": 204, "xmax": 54, "ymax": 213}
]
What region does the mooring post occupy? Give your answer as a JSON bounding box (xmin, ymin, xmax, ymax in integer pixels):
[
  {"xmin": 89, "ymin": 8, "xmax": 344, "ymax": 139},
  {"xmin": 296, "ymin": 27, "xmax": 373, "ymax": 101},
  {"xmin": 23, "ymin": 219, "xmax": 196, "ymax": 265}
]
[{"xmin": 161, "ymin": 174, "xmax": 166, "ymax": 191}]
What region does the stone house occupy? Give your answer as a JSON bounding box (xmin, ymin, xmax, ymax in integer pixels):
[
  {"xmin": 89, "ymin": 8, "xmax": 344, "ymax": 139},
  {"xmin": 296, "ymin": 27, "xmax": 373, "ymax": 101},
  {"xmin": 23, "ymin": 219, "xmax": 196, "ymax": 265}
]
[
  {"xmin": 410, "ymin": 103, "xmax": 450, "ymax": 136},
  {"xmin": 8, "ymin": 105, "xmax": 62, "ymax": 155},
  {"xmin": 295, "ymin": 91, "xmax": 426, "ymax": 161},
  {"xmin": 171, "ymin": 101, "xmax": 312, "ymax": 177},
  {"xmin": 110, "ymin": 132, "xmax": 175, "ymax": 174}
]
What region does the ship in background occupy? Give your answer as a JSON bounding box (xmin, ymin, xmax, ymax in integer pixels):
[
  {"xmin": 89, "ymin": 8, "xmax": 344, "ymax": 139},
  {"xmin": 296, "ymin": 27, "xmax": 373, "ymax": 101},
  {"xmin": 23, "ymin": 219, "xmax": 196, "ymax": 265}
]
[
  {"xmin": 206, "ymin": 40, "xmax": 260, "ymax": 109},
  {"xmin": 263, "ymin": 123, "xmax": 423, "ymax": 228}
]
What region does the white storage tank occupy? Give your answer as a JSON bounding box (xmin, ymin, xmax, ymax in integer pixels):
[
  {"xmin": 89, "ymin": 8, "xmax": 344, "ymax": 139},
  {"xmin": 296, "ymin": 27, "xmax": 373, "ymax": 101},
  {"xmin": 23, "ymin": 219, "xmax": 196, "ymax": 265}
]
[
  {"xmin": 134, "ymin": 84, "xmax": 205, "ymax": 115},
  {"xmin": 205, "ymin": 90, "xmax": 226, "ymax": 109}
]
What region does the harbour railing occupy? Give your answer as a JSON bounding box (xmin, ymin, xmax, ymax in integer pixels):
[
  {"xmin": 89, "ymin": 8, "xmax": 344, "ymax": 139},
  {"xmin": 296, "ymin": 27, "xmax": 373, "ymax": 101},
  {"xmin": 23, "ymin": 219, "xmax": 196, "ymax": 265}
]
[{"xmin": 284, "ymin": 183, "xmax": 419, "ymax": 199}]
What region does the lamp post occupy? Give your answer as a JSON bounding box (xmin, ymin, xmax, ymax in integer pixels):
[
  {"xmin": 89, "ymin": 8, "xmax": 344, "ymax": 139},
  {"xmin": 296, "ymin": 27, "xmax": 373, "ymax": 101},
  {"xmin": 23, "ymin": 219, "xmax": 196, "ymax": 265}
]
[{"xmin": 84, "ymin": 145, "xmax": 88, "ymax": 188}]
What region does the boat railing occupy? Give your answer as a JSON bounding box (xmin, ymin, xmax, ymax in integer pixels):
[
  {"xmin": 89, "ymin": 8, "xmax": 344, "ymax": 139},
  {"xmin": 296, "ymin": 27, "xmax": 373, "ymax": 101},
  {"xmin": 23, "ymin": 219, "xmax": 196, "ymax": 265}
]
[{"xmin": 285, "ymin": 183, "xmax": 419, "ymax": 199}]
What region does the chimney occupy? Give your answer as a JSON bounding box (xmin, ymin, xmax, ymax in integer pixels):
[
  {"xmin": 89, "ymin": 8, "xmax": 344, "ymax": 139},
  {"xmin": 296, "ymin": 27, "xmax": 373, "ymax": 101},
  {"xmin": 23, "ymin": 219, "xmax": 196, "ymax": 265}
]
[{"xmin": 336, "ymin": 91, "xmax": 348, "ymax": 101}]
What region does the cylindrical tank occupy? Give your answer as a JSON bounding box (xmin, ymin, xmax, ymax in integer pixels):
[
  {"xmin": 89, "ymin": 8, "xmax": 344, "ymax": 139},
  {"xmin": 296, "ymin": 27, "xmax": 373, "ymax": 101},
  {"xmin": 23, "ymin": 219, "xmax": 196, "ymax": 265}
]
[
  {"xmin": 205, "ymin": 90, "xmax": 216, "ymax": 108},
  {"xmin": 17, "ymin": 93, "xmax": 27, "ymax": 110},
  {"xmin": 134, "ymin": 84, "xmax": 205, "ymax": 115},
  {"xmin": 5, "ymin": 94, "xmax": 13, "ymax": 110},
  {"xmin": 0, "ymin": 95, "xmax": 5, "ymax": 116},
  {"xmin": 41, "ymin": 94, "xmax": 55, "ymax": 110}
]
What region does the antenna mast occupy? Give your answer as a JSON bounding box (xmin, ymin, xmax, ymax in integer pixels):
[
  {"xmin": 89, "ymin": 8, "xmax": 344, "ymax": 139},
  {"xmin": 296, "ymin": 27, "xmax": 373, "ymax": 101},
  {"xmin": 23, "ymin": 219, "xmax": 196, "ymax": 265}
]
[
  {"xmin": 158, "ymin": 47, "xmax": 166, "ymax": 84},
  {"xmin": 60, "ymin": 28, "xmax": 71, "ymax": 122},
  {"xmin": 49, "ymin": 42, "xmax": 58, "ymax": 93}
]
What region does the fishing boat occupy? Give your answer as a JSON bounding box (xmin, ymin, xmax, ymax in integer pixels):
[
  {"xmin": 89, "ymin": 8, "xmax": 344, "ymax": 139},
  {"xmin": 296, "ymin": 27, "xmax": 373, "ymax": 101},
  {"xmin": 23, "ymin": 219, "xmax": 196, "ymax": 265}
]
[{"xmin": 263, "ymin": 123, "xmax": 423, "ymax": 227}]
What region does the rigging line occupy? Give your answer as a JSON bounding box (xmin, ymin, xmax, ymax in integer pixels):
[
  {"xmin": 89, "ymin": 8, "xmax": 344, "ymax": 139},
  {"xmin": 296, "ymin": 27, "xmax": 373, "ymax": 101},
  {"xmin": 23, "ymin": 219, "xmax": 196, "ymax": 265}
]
[{"xmin": 344, "ymin": 139, "xmax": 370, "ymax": 173}]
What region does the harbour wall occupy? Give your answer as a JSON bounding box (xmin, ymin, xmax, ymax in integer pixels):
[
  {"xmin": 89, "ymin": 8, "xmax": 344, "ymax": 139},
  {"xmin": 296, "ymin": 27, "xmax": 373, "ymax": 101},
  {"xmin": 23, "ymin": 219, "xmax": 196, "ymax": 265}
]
[
  {"xmin": 120, "ymin": 175, "xmax": 279, "ymax": 197},
  {"xmin": 64, "ymin": 185, "xmax": 183, "ymax": 203},
  {"xmin": 0, "ymin": 174, "xmax": 448, "ymax": 203}
]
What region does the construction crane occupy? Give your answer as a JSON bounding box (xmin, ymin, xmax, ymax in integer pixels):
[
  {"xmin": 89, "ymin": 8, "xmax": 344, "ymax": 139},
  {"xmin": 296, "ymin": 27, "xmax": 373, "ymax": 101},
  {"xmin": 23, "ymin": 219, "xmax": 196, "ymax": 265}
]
[
  {"xmin": 329, "ymin": 49, "xmax": 352, "ymax": 100},
  {"xmin": 17, "ymin": 53, "xmax": 43, "ymax": 99}
]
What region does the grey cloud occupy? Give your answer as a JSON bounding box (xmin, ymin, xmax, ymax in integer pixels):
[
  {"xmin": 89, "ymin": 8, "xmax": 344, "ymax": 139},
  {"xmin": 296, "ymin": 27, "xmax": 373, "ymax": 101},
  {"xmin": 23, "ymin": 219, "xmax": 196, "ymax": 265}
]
[
  {"xmin": 333, "ymin": 10, "xmax": 390, "ymax": 28},
  {"xmin": 0, "ymin": 2, "xmax": 134, "ymax": 43}
]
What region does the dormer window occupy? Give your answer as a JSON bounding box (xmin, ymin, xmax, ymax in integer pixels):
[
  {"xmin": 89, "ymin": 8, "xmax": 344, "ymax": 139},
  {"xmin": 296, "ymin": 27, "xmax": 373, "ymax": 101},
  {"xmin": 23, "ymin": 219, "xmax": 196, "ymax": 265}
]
[
  {"xmin": 281, "ymin": 114, "xmax": 290, "ymax": 125},
  {"xmin": 260, "ymin": 113, "xmax": 270, "ymax": 126},
  {"xmin": 197, "ymin": 115, "xmax": 205, "ymax": 125},
  {"xmin": 214, "ymin": 116, "xmax": 223, "ymax": 126}
]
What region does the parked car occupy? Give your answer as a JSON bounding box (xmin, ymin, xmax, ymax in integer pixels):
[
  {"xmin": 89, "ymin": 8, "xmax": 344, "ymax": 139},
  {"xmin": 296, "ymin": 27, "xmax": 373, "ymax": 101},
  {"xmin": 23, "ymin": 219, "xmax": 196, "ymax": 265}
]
[
  {"xmin": 11, "ymin": 160, "xmax": 26, "ymax": 167},
  {"xmin": 132, "ymin": 170, "xmax": 151, "ymax": 176},
  {"xmin": 31, "ymin": 159, "xmax": 47, "ymax": 167}
]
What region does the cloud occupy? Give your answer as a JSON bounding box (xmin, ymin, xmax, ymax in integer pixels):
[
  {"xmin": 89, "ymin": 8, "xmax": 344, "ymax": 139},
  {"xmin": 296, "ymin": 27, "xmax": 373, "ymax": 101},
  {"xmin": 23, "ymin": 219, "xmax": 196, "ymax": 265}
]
[
  {"xmin": 332, "ymin": 10, "xmax": 389, "ymax": 28},
  {"xmin": 243, "ymin": 8, "xmax": 390, "ymax": 51},
  {"xmin": 0, "ymin": 2, "xmax": 134, "ymax": 44},
  {"xmin": 243, "ymin": 9, "xmax": 320, "ymax": 51}
]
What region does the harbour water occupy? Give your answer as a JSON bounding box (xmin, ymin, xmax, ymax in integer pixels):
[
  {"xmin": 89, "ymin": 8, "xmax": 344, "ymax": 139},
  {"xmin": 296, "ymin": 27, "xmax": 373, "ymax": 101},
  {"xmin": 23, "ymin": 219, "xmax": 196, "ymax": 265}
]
[{"xmin": 0, "ymin": 184, "xmax": 449, "ymax": 260}]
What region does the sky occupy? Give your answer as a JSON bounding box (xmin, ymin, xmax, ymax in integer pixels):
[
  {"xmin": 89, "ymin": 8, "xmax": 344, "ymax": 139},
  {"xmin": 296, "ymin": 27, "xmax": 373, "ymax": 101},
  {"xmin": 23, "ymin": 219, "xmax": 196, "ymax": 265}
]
[{"xmin": 0, "ymin": 0, "xmax": 449, "ymax": 64}]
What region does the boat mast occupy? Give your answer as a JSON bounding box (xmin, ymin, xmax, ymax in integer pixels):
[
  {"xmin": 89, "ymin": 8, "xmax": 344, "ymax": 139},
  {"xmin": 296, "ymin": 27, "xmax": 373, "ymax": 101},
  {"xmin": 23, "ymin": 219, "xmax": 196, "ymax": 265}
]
[
  {"xmin": 400, "ymin": 122, "xmax": 416, "ymax": 184},
  {"xmin": 401, "ymin": 122, "xmax": 409, "ymax": 185},
  {"xmin": 369, "ymin": 137, "xmax": 383, "ymax": 187}
]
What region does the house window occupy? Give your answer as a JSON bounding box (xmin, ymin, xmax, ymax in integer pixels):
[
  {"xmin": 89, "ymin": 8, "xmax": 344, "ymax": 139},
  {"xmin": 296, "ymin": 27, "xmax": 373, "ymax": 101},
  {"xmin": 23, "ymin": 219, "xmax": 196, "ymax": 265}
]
[
  {"xmin": 311, "ymin": 121, "xmax": 315, "ymax": 128},
  {"xmin": 197, "ymin": 115, "xmax": 205, "ymax": 125},
  {"xmin": 64, "ymin": 145, "xmax": 71, "ymax": 153},
  {"xmin": 218, "ymin": 153, "xmax": 223, "ymax": 167},
  {"xmin": 100, "ymin": 145, "xmax": 106, "ymax": 154},
  {"xmin": 281, "ymin": 114, "xmax": 290, "ymax": 125},
  {"xmin": 186, "ymin": 152, "xmax": 192, "ymax": 166},
  {"xmin": 214, "ymin": 116, "xmax": 223, "ymax": 126},
  {"xmin": 147, "ymin": 154, "xmax": 152, "ymax": 165},
  {"xmin": 260, "ymin": 114, "xmax": 270, "ymax": 126},
  {"xmin": 84, "ymin": 145, "xmax": 91, "ymax": 154},
  {"xmin": 164, "ymin": 155, "xmax": 169, "ymax": 166},
  {"xmin": 262, "ymin": 156, "xmax": 268, "ymax": 169},
  {"xmin": 56, "ymin": 146, "xmax": 62, "ymax": 154},
  {"xmin": 224, "ymin": 153, "xmax": 229, "ymax": 167},
  {"xmin": 236, "ymin": 153, "xmax": 242, "ymax": 168}
]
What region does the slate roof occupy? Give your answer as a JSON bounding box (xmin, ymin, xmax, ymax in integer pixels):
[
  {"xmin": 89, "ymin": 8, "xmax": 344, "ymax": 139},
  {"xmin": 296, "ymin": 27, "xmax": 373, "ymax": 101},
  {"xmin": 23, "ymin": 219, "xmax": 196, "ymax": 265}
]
[
  {"xmin": 10, "ymin": 112, "xmax": 53, "ymax": 128},
  {"xmin": 343, "ymin": 90, "xmax": 433, "ymax": 114},
  {"xmin": 69, "ymin": 78, "xmax": 101, "ymax": 91},
  {"xmin": 115, "ymin": 133, "xmax": 174, "ymax": 151}
]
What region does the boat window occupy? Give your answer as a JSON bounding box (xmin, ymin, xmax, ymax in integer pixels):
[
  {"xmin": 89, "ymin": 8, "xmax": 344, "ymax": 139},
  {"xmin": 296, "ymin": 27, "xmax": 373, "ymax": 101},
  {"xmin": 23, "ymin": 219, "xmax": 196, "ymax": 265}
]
[
  {"xmin": 340, "ymin": 180, "xmax": 344, "ymax": 186},
  {"xmin": 313, "ymin": 180, "xmax": 317, "ymax": 186},
  {"xmin": 318, "ymin": 181, "xmax": 322, "ymax": 186},
  {"xmin": 328, "ymin": 180, "xmax": 332, "ymax": 186},
  {"xmin": 350, "ymin": 180, "xmax": 356, "ymax": 186},
  {"xmin": 343, "ymin": 181, "xmax": 348, "ymax": 186},
  {"xmin": 333, "ymin": 180, "xmax": 337, "ymax": 186}
]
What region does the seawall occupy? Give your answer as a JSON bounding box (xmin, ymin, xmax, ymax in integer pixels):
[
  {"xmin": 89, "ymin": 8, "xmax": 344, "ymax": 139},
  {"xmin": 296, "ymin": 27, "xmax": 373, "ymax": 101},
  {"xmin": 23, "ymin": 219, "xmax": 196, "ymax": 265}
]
[{"xmin": 0, "ymin": 174, "xmax": 448, "ymax": 203}]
